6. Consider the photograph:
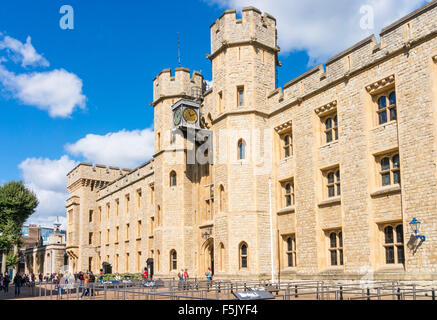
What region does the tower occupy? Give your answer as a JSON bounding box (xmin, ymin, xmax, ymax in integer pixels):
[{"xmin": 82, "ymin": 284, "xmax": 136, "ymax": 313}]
[
  {"xmin": 207, "ymin": 7, "xmax": 279, "ymax": 278},
  {"xmin": 151, "ymin": 68, "xmax": 206, "ymax": 276}
]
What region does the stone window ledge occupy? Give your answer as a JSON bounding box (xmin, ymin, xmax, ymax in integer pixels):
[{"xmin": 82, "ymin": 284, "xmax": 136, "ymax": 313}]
[
  {"xmin": 277, "ymin": 206, "xmax": 295, "ymax": 215},
  {"xmin": 371, "ymin": 120, "xmax": 397, "ymax": 132},
  {"xmin": 280, "ymin": 267, "xmax": 297, "ymax": 274},
  {"xmin": 318, "ymin": 197, "xmax": 341, "ymax": 207},
  {"xmin": 322, "ymin": 266, "xmax": 344, "ymax": 273},
  {"xmin": 375, "ymin": 264, "xmax": 405, "ymax": 273},
  {"xmin": 370, "ymin": 185, "xmax": 401, "ymax": 198},
  {"xmin": 320, "ymin": 140, "xmax": 339, "ymax": 150}
]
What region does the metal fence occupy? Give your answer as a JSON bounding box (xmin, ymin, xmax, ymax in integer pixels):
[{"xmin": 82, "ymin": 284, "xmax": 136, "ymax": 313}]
[{"xmin": 15, "ymin": 279, "xmax": 437, "ymax": 301}]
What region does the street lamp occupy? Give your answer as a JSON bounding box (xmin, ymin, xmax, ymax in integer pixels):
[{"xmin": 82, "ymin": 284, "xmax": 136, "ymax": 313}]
[{"xmin": 409, "ymin": 218, "xmax": 426, "ymax": 242}]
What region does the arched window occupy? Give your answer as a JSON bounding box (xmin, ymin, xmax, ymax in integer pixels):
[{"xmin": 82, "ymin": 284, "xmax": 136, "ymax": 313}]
[
  {"xmin": 219, "ymin": 185, "xmax": 226, "ymax": 212},
  {"xmin": 157, "ymin": 205, "xmax": 161, "ymax": 226},
  {"xmin": 170, "ymin": 171, "xmax": 177, "ymax": 186},
  {"xmin": 170, "ymin": 250, "xmax": 177, "ymax": 271},
  {"xmin": 286, "ymin": 236, "xmax": 296, "ymax": 267},
  {"xmin": 324, "ymin": 115, "xmax": 338, "ymax": 143},
  {"xmin": 377, "ymin": 92, "xmax": 397, "ymax": 125},
  {"xmin": 239, "ymin": 242, "xmax": 248, "ymax": 269},
  {"xmin": 328, "ymin": 231, "xmax": 343, "ymax": 266},
  {"xmin": 327, "ymin": 169, "xmax": 340, "ymax": 198},
  {"xmin": 380, "ymin": 154, "xmax": 400, "ymax": 186},
  {"xmin": 219, "ymin": 243, "xmax": 225, "ymax": 272},
  {"xmin": 238, "ymin": 139, "xmax": 246, "ymax": 160},
  {"xmin": 283, "ymin": 134, "xmax": 292, "ymax": 158},
  {"xmin": 383, "ymin": 224, "xmax": 404, "ymax": 265}
]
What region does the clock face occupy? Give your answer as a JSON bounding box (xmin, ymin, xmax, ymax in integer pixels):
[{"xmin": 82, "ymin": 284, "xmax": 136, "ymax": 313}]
[
  {"xmin": 173, "ymin": 108, "xmax": 182, "ymax": 126},
  {"xmin": 183, "ymin": 108, "xmax": 198, "ymax": 123}
]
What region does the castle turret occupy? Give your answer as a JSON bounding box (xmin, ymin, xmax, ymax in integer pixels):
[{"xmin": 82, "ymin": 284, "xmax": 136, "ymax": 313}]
[{"xmin": 209, "ymin": 7, "xmax": 279, "ymax": 114}]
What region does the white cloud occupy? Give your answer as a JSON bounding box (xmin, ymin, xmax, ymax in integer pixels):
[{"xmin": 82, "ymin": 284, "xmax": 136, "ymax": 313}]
[
  {"xmin": 65, "ymin": 128, "xmax": 155, "ymax": 169},
  {"xmin": 206, "ymin": 0, "xmax": 426, "ymax": 64},
  {"xmin": 19, "ymin": 156, "xmax": 78, "ymax": 229},
  {"xmin": 0, "ymin": 65, "xmax": 86, "ymax": 118},
  {"xmin": 0, "ymin": 35, "xmax": 49, "ymax": 67}
]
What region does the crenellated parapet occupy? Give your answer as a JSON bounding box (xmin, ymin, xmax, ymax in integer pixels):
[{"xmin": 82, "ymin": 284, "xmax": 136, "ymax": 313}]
[
  {"xmin": 267, "ymin": 0, "xmax": 437, "ymax": 111},
  {"xmin": 209, "ymin": 6, "xmax": 278, "ymax": 59},
  {"xmin": 152, "ymin": 67, "xmax": 205, "ymax": 106},
  {"xmin": 66, "ymin": 162, "xmax": 130, "ymax": 191}
]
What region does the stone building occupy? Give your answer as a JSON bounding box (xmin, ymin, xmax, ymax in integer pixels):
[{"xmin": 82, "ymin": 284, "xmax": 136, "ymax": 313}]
[
  {"xmin": 24, "ymin": 223, "xmax": 67, "ymax": 275},
  {"xmin": 66, "ymin": 1, "xmax": 437, "ymax": 280}
]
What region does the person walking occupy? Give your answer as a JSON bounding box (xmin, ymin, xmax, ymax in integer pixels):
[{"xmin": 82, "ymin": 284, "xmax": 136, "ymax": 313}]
[
  {"xmin": 80, "ymin": 273, "xmax": 89, "ymax": 299},
  {"xmin": 143, "ymin": 268, "xmax": 148, "ymax": 281},
  {"xmin": 89, "ymin": 272, "xmax": 95, "ymax": 296},
  {"xmin": 3, "ymin": 274, "xmax": 10, "ymax": 294},
  {"xmin": 38, "ymin": 273, "xmax": 43, "ymax": 283},
  {"xmin": 13, "ymin": 272, "xmax": 22, "ymax": 297}
]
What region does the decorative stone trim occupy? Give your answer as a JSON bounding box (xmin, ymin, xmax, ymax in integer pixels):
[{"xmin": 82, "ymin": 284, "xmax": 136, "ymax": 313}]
[
  {"xmin": 365, "ymin": 75, "xmax": 395, "ymax": 95},
  {"xmin": 315, "ymin": 101, "xmax": 337, "ymax": 117},
  {"xmin": 274, "ymin": 120, "xmax": 292, "ymax": 133},
  {"xmin": 433, "ymin": 55, "xmax": 437, "ymax": 63}
]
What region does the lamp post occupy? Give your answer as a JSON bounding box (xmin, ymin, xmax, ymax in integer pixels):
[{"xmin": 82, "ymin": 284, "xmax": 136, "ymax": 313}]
[{"xmin": 409, "ymin": 218, "xmax": 426, "ymax": 242}]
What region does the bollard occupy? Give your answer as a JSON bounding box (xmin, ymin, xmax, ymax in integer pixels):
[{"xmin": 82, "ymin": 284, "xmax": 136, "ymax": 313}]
[
  {"xmin": 367, "ymin": 288, "xmax": 370, "ymax": 301},
  {"xmin": 377, "ymin": 288, "xmax": 381, "ymax": 300},
  {"xmin": 432, "ymin": 288, "xmax": 435, "ymax": 301},
  {"xmin": 244, "ymin": 282, "xmax": 247, "ymax": 292},
  {"xmin": 340, "ymin": 286, "xmax": 343, "ymax": 300},
  {"xmin": 397, "ymin": 288, "xmax": 401, "ymax": 300},
  {"xmin": 295, "ymin": 285, "xmax": 298, "ymax": 298}
]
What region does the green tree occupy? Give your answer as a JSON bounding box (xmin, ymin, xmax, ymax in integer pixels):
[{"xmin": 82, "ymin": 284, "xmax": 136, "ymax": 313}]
[{"xmin": 0, "ymin": 181, "xmax": 38, "ymax": 272}]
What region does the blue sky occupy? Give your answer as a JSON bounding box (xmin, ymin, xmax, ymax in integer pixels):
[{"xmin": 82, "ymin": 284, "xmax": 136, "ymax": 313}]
[{"xmin": 0, "ymin": 0, "xmax": 428, "ymax": 227}]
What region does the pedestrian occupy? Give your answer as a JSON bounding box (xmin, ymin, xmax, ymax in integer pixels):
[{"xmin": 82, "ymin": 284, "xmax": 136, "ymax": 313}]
[
  {"xmin": 205, "ymin": 268, "xmax": 212, "ymax": 281},
  {"xmin": 89, "ymin": 272, "xmax": 95, "ymax": 296},
  {"xmin": 13, "ymin": 272, "xmax": 22, "ymax": 297},
  {"xmin": 80, "ymin": 273, "xmax": 89, "ymax": 299},
  {"xmin": 99, "ymin": 269, "xmax": 103, "ymax": 283},
  {"xmin": 143, "ymin": 268, "xmax": 148, "ymax": 281},
  {"xmin": 178, "ymin": 269, "xmax": 184, "ymax": 280},
  {"xmin": 0, "ymin": 274, "xmax": 3, "ymax": 292},
  {"xmin": 3, "ymin": 274, "xmax": 9, "ymax": 294},
  {"xmin": 183, "ymin": 269, "xmax": 189, "ymax": 280},
  {"xmin": 38, "ymin": 273, "xmax": 43, "ymax": 283}
]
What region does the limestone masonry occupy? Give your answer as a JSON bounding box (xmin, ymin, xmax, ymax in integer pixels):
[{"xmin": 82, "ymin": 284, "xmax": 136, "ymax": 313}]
[{"xmin": 66, "ymin": 1, "xmax": 437, "ymax": 280}]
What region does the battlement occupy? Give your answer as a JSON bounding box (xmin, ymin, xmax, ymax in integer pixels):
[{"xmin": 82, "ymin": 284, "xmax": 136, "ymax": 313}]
[
  {"xmin": 97, "ymin": 160, "xmax": 154, "ymax": 201},
  {"xmin": 210, "ymin": 6, "xmax": 277, "ymax": 57},
  {"xmin": 267, "ymin": 0, "xmax": 437, "ymax": 108},
  {"xmin": 66, "ymin": 162, "xmax": 131, "ymax": 189},
  {"xmin": 152, "ymin": 67, "xmax": 205, "ymax": 105}
]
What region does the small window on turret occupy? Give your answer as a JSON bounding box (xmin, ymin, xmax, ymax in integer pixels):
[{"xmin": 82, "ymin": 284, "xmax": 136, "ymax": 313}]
[{"xmin": 237, "ymin": 86, "xmax": 244, "ymax": 107}]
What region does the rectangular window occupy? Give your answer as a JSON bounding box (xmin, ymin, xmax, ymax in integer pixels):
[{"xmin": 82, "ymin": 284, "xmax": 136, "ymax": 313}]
[
  {"xmin": 323, "ymin": 113, "xmax": 338, "ymax": 144},
  {"xmin": 282, "ymin": 179, "xmax": 295, "ymax": 208},
  {"xmin": 324, "ymin": 167, "xmax": 341, "ymax": 198},
  {"xmin": 284, "ymin": 235, "xmax": 297, "ymax": 268},
  {"xmin": 125, "ymin": 194, "xmax": 130, "ymax": 214},
  {"xmin": 116, "ymin": 226, "xmax": 119, "ymax": 242},
  {"xmin": 383, "ymin": 223, "xmax": 405, "ymax": 265},
  {"xmin": 126, "ymin": 223, "xmax": 130, "ymax": 239},
  {"xmin": 237, "ymin": 86, "xmax": 244, "ymax": 106},
  {"xmin": 137, "ymin": 189, "xmax": 142, "ymax": 209},
  {"xmin": 376, "ymin": 91, "xmax": 397, "ymax": 125},
  {"xmin": 89, "ymin": 232, "xmax": 93, "ymax": 245},
  {"xmin": 89, "ymin": 210, "xmax": 93, "ymax": 222},
  {"xmin": 279, "ymin": 131, "xmax": 293, "ymax": 159},
  {"xmin": 137, "ymin": 220, "xmax": 142, "ymax": 238},
  {"xmin": 327, "ymin": 230, "xmax": 343, "ymax": 266},
  {"xmin": 377, "ymin": 152, "xmax": 400, "ymax": 187},
  {"xmin": 115, "ymin": 199, "xmax": 119, "ymax": 216},
  {"xmin": 218, "ymin": 91, "xmax": 223, "ymax": 113},
  {"xmin": 106, "ymin": 203, "xmax": 110, "ymax": 219}
]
